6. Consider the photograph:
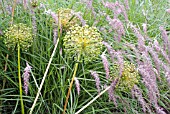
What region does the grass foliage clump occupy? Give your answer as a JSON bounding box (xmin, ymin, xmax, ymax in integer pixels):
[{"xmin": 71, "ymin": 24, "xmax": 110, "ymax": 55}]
[{"xmin": 0, "ymin": 0, "xmax": 170, "ymax": 114}]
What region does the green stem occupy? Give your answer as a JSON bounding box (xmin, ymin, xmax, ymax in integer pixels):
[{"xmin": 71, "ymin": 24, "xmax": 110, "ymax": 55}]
[
  {"xmin": 62, "ymin": 54, "xmax": 81, "ymax": 114},
  {"xmin": 18, "ymin": 43, "xmax": 25, "ymax": 114}
]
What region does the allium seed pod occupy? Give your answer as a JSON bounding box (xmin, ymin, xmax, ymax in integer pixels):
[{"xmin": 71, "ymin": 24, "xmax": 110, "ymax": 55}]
[
  {"xmin": 63, "ymin": 24, "xmax": 103, "ymax": 63},
  {"xmin": 53, "ymin": 8, "xmax": 80, "ymax": 29},
  {"xmin": 111, "ymin": 61, "xmax": 139, "ymax": 91},
  {"xmin": 4, "ymin": 23, "xmax": 33, "ymax": 51}
]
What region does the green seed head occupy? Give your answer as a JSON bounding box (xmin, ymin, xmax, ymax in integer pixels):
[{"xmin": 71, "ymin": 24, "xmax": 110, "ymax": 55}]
[
  {"xmin": 111, "ymin": 61, "xmax": 139, "ymax": 92},
  {"xmin": 52, "ymin": 8, "xmax": 80, "ymax": 29},
  {"xmin": 4, "ymin": 23, "xmax": 33, "ymax": 51},
  {"xmin": 63, "ymin": 24, "xmax": 103, "ymax": 63}
]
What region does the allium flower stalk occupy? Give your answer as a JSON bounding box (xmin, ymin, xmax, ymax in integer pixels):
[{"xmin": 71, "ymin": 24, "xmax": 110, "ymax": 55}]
[
  {"xmin": 23, "ymin": 62, "xmax": 32, "ymax": 95},
  {"xmin": 3, "ymin": 23, "xmax": 33, "ymax": 114},
  {"xmin": 63, "ymin": 24, "xmax": 103, "ymax": 63},
  {"xmin": 90, "ymin": 70, "xmax": 101, "ymax": 94},
  {"xmin": 63, "ymin": 24, "xmax": 102, "ymax": 114}
]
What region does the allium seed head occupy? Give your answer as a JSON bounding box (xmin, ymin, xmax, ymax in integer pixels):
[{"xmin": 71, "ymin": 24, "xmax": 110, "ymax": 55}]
[
  {"xmin": 56, "ymin": 8, "xmax": 80, "ymax": 29},
  {"xmin": 111, "ymin": 61, "xmax": 139, "ymax": 91},
  {"xmin": 63, "ymin": 24, "xmax": 103, "ymax": 63},
  {"xmin": 4, "ymin": 23, "xmax": 33, "ymax": 51}
]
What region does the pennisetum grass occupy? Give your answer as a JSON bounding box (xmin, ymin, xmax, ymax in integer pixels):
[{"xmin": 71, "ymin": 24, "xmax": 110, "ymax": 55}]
[{"xmin": 1, "ymin": 0, "xmax": 170, "ymax": 113}]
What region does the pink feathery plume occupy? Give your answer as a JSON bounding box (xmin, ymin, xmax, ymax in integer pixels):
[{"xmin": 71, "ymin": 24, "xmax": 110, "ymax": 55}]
[
  {"xmin": 166, "ymin": 9, "xmax": 170, "ymax": 13},
  {"xmin": 159, "ymin": 26, "xmax": 170, "ymax": 60},
  {"xmin": 74, "ymin": 77, "xmax": 80, "ymax": 95},
  {"xmin": 101, "ymin": 53, "xmax": 110, "ymax": 79},
  {"xmin": 23, "ymin": 62, "xmax": 32, "ymax": 95},
  {"xmin": 90, "ymin": 70, "xmax": 101, "ymax": 94},
  {"xmin": 106, "ymin": 16, "xmax": 125, "ymax": 42}
]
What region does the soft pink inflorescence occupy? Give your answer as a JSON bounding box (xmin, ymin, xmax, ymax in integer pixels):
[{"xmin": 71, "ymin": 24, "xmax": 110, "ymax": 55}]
[
  {"xmin": 138, "ymin": 60, "xmax": 160, "ymax": 108},
  {"xmin": 53, "ymin": 27, "xmax": 57, "ymax": 45},
  {"xmin": 166, "ymin": 9, "xmax": 170, "ymax": 13},
  {"xmin": 103, "ymin": 1, "xmax": 128, "ymax": 21},
  {"xmin": 106, "ymin": 16, "xmax": 125, "ymax": 42},
  {"xmin": 74, "ymin": 77, "xmax": 80, "ymax": 95},
  {"xmin": 131, "ymin": 85, "xmax": 151, "ymax": 113},
  {"xmin": 155, "ymin": 106, "xmax": 166, "ymax": 114},
  {"xmin": 71, "ymin": 11, "xmax": 86, "ymax": 26},
  {"xmin": 23, "ymin": 62, "xmax": 32, "ymax": 95},
  {"xmin": 30, "ymin": 8, "xmax": 37, "ymax": 37},
  {"xmin": 102, "ymin": 41, "xmax": 116, "ymax": 62},
  {"xmin": 142, "ymin": 23, "xmax": 147, "ymax": 35},
  {"xmin": 107, "ymin": 84, "xmax": 117, "ymax": 107},
  {"xmin": 102, "ymin": 41, "xmax": 124, "ymax": 76},
  {"xmin": 153, "ymin": 40, "xmax": 170, "ymax": 64},
  {"xmin": 23, "ymin": 0, "xmax": 27, "ymax": 9},
  {"xmin": 124, "ymin": 0, "xmax": 129, "ymax": 10},
  {"xmin": 101, "ymin": 53, "xmax": 110, "ymax": 79},
  {"xmin": 129, "ymin": 22, "xmax": 145, "ymax": 52},
  {"xmin": 159, "ymin": 26, "xmax": 170, "ymax": 60},
  {"xmin": 90, "ymin": 70, "xmax": 101, "ymax": 94},
  {"xmin": 115, "ymin": 51, "xmax": 124, "ymax": 76},
  {"xmin": 45, "ymin": 10, "xmax": 58, "ymax": 24}
]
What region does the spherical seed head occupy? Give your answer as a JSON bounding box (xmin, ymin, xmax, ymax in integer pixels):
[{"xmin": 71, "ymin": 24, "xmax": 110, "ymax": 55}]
[
  {"xmin": 111, "ymin": 61, "xmax": 139, "ymax": 92},
  {"xmin": 4, "ymin": 23, "xmax": 33, "ymax": 51},
  {"xmin": 56, "ymin": 8, "xmax": 80, "ymax": 29},
  {"xmin": 63, "ymin": 24, "xmax": 103, "ymax": 63}
]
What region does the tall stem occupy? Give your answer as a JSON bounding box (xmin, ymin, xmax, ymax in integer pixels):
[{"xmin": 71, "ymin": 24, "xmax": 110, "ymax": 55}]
[
  {"xmin": 62, "ymin": 54, "xmax": 81, "ymax": 114},
  {"xmin": 18, "ymin": 43, "xmax": 25, "ymax": 114}
]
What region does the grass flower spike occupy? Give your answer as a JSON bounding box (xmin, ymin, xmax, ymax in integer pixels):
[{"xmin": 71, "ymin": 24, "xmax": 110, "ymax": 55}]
[
  {"xmin": 63, "ymin": 24, "xmax": 103, "ymax": 63},
  {"xmin": 23, "ymin": 62, "xmax": 32, "ymax": 95},
  {"xmin": 4, "ymin": 23, "xmax": 33, "ymax": 51}
]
